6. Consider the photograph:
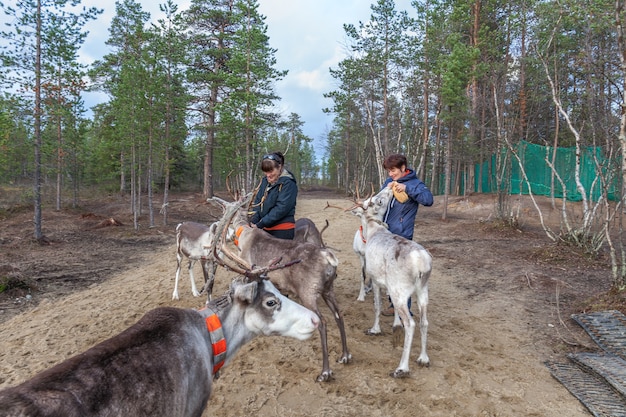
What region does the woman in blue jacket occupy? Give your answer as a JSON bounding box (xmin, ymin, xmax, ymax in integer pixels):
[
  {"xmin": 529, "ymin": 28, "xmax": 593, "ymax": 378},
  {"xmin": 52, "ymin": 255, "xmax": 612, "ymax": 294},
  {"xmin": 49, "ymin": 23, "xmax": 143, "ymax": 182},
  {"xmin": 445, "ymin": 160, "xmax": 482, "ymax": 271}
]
[
  {"xmin": 380, "ymin": 153, "xmax": 433, "ymax": 315},
  {"xmin": 249, "ymin": 152, "xmax": 298, "ymax": 240}
]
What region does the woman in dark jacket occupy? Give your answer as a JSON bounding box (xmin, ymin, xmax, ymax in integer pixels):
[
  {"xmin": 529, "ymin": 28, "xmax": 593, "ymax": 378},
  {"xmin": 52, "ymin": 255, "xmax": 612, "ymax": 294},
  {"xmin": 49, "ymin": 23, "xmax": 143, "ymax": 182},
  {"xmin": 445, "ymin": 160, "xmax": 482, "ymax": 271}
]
[
  {"xmin": 381, "ymin": 155, "xmax": 433, "ymax": 241},
  {"xmin": 249, "ymin": 152, "xmax": 298, "ymax": 240}
]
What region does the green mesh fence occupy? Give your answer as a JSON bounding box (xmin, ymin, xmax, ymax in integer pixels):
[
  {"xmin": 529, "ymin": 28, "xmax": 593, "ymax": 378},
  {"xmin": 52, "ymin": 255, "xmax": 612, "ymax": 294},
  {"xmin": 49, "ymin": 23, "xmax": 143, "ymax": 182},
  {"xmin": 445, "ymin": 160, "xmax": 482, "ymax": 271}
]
[{"xmin": 474, "ymin": 141, "xmax": 620, "ymax": 202}]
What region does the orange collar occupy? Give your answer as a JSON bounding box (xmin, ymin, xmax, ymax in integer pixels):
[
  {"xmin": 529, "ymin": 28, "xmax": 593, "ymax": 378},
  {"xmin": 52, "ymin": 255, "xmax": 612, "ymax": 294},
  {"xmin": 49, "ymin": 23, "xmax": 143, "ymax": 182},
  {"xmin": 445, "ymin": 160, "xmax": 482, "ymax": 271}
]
[
  {"xmin": 203, "ymin": 310, "xmax": 227, "ymax": 376},
  {"xmin": 359, "ymin": 225, "xmax": 367, "ymax": 243},
  {"xmin": 234, "ymin": 226, "xmax": 245, "ymax": 247}
]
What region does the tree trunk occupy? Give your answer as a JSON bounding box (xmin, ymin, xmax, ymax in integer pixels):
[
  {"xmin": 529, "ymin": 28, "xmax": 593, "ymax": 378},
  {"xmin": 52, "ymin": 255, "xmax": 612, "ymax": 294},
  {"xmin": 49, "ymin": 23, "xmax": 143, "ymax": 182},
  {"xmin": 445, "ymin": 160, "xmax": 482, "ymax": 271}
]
[
  {"xmin": 120, "ymin": 152, "xmax": 126, "ymax": 195},
  {"xmin": 203, "ymin": 86, "xmax": 217, "ymax": 198},
  {"xmin": 33, "ymin": 0, "xmax": 43, "ymax": 242},
  {"xmin": 420, "ymin": 78, "xmax": 430, "ymax": 182},
  {"xmin": 442, "ymin": 123, "xmax": 451, "ymax": 221},
  {"xmin": 56, "ymin": 117, "xmax": 62, "ymax": 211},
  {"xmin": 430, "ymin": 101, "xmax": 442, "ymax": 194},
  {"xmin": 613, "ymin": 0, "xmax": 626, "ymax": 286},
  {"xmin": 147, "ymin": 124, "xmax": 154, "ymax": 228}
]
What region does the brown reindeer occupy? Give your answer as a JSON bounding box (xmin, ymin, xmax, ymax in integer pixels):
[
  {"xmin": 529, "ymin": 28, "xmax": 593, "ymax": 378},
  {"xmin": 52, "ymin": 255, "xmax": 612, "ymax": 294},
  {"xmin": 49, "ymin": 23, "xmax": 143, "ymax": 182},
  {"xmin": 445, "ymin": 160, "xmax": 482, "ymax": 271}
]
[
  {"xmin": 294, "ymin": 218, "xmax": 329, "ymax": 247},
  {"xmin": 210, "ymin": 195, "xmax": 351, "ymax": 382}
]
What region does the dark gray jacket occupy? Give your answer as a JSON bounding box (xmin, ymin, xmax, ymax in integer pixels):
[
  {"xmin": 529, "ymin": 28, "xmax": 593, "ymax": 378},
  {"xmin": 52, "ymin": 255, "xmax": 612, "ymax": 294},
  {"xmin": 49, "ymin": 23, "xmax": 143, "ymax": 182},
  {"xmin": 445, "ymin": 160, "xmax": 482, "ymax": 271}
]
[{"xmin": 249, "ymin": 170, "xmax": 298, "ymax": 230}]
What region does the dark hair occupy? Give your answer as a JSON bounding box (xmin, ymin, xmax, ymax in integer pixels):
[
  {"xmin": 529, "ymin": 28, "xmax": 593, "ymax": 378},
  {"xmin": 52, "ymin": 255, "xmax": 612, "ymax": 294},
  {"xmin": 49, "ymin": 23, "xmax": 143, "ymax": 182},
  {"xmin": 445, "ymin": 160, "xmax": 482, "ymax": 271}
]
[
  {"xmin": 261, "ymin": 151, "xmax": 285, "ymax": 172},
  {"xmin": 383, "ymin": 154, "xmax": 407, "ymax": 170}
]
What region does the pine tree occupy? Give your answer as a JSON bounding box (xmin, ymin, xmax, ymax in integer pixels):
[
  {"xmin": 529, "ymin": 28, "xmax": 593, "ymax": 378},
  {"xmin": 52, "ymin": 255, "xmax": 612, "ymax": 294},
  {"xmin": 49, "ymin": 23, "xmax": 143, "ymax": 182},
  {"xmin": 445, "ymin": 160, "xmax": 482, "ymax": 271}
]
[{"xmin": 0, "ymin": 0, "xmax": 101, "ymax": 241}]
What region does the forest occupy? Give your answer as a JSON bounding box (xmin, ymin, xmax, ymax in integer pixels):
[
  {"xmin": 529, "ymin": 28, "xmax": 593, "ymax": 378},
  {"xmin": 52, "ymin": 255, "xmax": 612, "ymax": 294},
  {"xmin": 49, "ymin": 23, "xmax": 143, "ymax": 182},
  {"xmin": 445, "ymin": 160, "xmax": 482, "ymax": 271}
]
[{"xmin": 2, "ymin": 0, "xmax": 626, "ymax": 287}]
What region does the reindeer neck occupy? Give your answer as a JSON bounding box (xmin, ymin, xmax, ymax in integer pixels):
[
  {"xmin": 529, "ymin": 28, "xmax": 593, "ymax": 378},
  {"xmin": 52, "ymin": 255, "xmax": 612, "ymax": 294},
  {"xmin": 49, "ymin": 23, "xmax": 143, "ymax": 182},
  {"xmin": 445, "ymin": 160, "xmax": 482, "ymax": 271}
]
[
  {"xmin": 198, "ymin": 294, "xmax": 255, "ymax": 373},
  {"xmin": 364, "ymin": 217, "xmax": 388, "ymax": 238},
  {"xmin": 232, "ymin": 208, "xmax": 258, "ymax": 232},
  {"xmin": 232, "ymin": 213, "xmax": 248, "ymax": 228}
]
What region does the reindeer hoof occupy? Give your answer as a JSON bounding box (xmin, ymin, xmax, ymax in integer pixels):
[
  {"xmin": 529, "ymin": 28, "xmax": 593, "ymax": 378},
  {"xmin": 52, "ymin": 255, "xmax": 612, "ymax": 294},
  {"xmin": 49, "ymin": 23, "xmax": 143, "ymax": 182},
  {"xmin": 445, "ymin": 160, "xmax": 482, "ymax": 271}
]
[
  {"xmin": 365, "ymin": 329, "xmax": 382, "ymax": 336},
  {"xmin": 417, "ymin": 358, "xmax": 430, "ymax": 368},
  {"xmin": 337, "ymin": 353, "xmax": 352, "ymax": 364},
  {"xmin": 316, "ymin": 370, "xmax": 334, "ymax": 382},
  {"xmin": 390, "ymin": 369, "xmax": 410, "ymax": 378}
]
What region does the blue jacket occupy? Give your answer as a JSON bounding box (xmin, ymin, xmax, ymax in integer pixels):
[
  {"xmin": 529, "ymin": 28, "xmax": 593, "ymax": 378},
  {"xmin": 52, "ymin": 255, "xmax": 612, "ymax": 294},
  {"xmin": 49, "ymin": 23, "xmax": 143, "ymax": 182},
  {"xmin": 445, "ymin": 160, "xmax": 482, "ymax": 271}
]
[
  {"xmin": 249, "ymin": 170, "xmax": 298, "ymax": 230},
  {"xmin": 381, "ymin": 169, "xmax": 433, "ymax": 240}
]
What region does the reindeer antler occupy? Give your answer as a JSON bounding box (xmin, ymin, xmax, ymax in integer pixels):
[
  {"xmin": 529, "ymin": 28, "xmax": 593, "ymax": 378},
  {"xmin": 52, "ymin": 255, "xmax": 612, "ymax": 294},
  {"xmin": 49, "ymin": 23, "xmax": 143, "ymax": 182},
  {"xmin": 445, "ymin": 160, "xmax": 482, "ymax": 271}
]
[
  {"xmin": 247, "ymin": 178, "xmax": 263, "ymax": 212},
  {"xmin": 209, "ymin": 194, "xmax": 300, "ymax": 280},
  {"xmin": 251, "ymin": 257, "xmax": 302, "ymax": 280},
  {"xmin": 209, "ymin": 194, "xmax": 251, "ymax": 273},
  {"xmin": 324, "ymin": 201, "xmax": 352, "ymax": 211},
  {"xmin": 324, "ymin": 188, "xmax": 374, "ymax": 212}
]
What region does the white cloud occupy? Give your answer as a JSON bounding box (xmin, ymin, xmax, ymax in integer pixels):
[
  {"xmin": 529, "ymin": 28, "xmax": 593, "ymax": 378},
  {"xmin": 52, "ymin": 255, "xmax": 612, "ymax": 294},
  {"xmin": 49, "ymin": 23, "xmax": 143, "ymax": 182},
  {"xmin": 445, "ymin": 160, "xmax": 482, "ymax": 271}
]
[
  {"xmin": 290, "ymin": 69, "xmax": 326, "ymax": 92},
  {"xmin": 4, "ymin": 0, "xmax": 416, "ymax": 160}
]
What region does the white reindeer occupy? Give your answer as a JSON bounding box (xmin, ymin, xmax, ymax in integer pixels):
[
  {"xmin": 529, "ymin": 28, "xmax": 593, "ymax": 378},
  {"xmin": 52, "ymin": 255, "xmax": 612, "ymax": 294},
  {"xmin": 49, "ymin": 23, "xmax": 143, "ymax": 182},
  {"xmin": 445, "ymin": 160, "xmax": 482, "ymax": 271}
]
[
  {"xmin": 353, "ymin": 226, "xmax": 372, "ymax": 301},
  {"xmin": 353, "ymin": 187, "xmax": 432, "ymax": 378},
  {"xmin": 173, "ymin": 221, "xmax": 233, "ymax": 302},
  {"xmin": 0, "ymin": 276, "xmax": 319, "ymax": 417}
]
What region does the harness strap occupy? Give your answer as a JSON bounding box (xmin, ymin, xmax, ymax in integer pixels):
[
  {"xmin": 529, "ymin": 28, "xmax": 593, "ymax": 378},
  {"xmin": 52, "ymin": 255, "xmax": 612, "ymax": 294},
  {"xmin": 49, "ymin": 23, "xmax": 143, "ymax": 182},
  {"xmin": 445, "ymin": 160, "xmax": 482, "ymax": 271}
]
[
  {"xmin": 263, "ymin": 222, "xmax": 295, "ymax": 231},
  {"xmin": 200, "ymin": 308, "xmax": 227, "ymax": 376}
]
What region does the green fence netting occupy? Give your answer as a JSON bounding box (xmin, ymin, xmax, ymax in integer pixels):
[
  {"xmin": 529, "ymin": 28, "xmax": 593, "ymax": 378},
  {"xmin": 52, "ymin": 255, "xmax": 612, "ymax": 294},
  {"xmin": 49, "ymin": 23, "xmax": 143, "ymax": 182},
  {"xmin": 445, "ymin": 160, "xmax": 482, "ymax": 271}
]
[{"xmin": 474, "ymin": 140, "xmax": 620, "ymax": 202}]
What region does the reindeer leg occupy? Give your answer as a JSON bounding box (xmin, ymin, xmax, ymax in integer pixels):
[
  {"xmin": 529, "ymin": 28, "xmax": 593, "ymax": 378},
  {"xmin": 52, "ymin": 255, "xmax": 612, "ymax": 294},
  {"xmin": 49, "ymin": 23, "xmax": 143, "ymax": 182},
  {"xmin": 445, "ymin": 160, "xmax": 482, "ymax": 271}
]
[
  {"xmin": 188, "ymin": 259, "xmax": 200, "ymax": 297},
  {"xmin": 364, "ymin": 274, "xmax": 372, "ymax": 294},
  {"xmin": 172, "ymin": 252, "xmax": 183, "ymax": 300},
  {"xmin": 390, "ymin": 297, "xmax": 415, "ymax": 378},
  {"xmin": 321, "ymin": 290, "xmax": 352, "ymax": 366},
  {"xmin": 357, "ymin": 261, "xmax": 367, "ymax": 301},
  {"xmin": 415, "ymin": 281, "xmax": 430, "ymax": 367},
  {"xmin": 313, "ymin": 309, "xmax": 333, "ymax": 383},
  {"xmin": 198, "ymin": 259, "xmax": 212, "ymax": 300},
  {"xmin": 366, "ymin": 282, "xmax": 383, "ymax": 335},
  {"xmin": 200, "ymin": 262, "xmax": 218, "ymax": 303}
]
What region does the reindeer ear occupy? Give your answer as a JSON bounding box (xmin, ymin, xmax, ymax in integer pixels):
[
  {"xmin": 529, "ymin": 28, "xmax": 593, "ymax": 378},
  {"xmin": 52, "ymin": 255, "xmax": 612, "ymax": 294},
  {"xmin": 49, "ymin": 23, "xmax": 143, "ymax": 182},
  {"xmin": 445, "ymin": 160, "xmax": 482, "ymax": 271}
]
[{"xmin": 233, "ymin": 280, "xmax": 258, "ymax": 304}]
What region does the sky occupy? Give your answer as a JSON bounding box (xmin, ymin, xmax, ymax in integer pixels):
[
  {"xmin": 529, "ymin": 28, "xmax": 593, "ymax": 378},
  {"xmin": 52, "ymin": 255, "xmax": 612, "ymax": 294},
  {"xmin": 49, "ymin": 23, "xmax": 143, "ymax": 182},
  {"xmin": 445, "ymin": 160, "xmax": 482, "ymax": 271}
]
[{"xmin": 78, "ymin": 0, "xmax": 418, "ymax": 160}]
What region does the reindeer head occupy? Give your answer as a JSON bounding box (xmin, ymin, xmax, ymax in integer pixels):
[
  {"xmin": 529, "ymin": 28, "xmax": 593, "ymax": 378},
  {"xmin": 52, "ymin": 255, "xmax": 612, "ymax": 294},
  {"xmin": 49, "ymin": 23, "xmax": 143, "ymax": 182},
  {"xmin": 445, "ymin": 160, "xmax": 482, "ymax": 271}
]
[
  {"xmin": 364, "ymin": 187, "xmax": 393, "ymax": 221},
  {"xmin": 207, "ymin": 194, "xmax": 300, "ymax": 283},
  {"xmin": 343, "ymin": 186, "xmax": 393, "ymax": 222}
]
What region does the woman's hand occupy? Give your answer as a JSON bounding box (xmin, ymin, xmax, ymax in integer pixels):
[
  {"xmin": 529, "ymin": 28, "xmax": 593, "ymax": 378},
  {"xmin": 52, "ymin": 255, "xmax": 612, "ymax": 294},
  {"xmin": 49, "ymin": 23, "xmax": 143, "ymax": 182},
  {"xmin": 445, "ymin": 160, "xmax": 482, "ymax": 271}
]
[
  {"xmin": 390, "ymin": 181, "xmax": 409, "ymax": 203},
  {"xmin": 391, "ymin": 181, "xmax": 406, "ymax": 193}
]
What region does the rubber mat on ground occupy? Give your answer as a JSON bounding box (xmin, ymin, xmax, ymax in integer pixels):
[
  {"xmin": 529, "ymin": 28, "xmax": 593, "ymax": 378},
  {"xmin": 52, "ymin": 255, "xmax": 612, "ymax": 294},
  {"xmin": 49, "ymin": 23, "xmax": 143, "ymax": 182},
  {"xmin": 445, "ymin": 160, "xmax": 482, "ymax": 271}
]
[
  {"xmin": 569, "ymin": 352, "xmax": 626, "ymax": 397},
  {"xmin": 545, "ymin": 360, "xmax": 626, "ymax": 417},
  {"xmin": 571, "ymin": 310, "xmax": 626, "ymax": 359}
]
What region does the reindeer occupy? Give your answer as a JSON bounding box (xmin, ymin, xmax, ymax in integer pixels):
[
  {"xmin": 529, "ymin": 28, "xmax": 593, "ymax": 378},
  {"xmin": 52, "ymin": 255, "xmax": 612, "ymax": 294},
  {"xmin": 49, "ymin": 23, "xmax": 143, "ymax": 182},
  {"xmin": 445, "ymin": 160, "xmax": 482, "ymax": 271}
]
[
  {"xmin": 172, "ymin": 221, "xmax": 218, "ymax": 301},
  {"xmin": 294, "ymin": 218, "xmax": 329, "ymax": 247},
  {"xmin": 352, "ymin": 224, "xmax": 372, "ymax": 301},
  {"xmin": 352, "ymin": 187, "xmax": 432, "ymax": 378},
  {"xmin": 0, "ymin": 206, "xmax": 319, "ymax": 417},
  {"xmin": 324, "ymin": 201, "xmax": 370, "ymax": 301},
  {"xmin": 210, "ymin": 195, "xmax": 352, "ymax": 383}
]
